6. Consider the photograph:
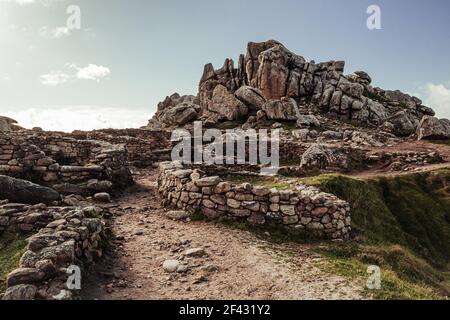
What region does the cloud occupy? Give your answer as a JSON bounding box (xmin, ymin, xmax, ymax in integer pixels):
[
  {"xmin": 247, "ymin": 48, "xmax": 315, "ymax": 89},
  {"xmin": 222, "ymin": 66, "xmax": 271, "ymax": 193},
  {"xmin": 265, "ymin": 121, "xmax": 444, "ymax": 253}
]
[
  {"xmin": 39, "ymin": 71, "xmax": 70, "ymax": 86},
  {"xmin": 40, "ymin": 64, "xmax": 111, "ymax": 85},
  {"xmin": 1, "ymin": 0, "xmax": 37, "ymax": 5},
  {"xmin": 1, "ymin": 0, "xmax": 63, "ymax": 6},
  {"xmin": 39, "ymin": 26, "xmax": 71, "ymax": 39},
  {"xmin": 2, "ymin": 106, "xmax": 151, "ymax": 132},
  {"xmin": 72, "ymin": 64, "xmax": 111, "ymax": 81},
  {"xmin": 422, "ymin": 82, "xmax": 450, "ymax": 119}
]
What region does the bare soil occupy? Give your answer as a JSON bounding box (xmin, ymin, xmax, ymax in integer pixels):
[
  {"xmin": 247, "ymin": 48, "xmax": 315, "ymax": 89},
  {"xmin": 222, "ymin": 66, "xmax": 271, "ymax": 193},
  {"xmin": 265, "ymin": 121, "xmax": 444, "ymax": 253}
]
[{"xmin": 81, "ymin": 170, "xmax": 363, "ymax": 300}]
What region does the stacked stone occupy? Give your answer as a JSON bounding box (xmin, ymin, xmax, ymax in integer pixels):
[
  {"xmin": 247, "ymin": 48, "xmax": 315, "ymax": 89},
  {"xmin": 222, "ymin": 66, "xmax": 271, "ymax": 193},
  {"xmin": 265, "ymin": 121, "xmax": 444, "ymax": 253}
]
[
  {"xmin": 1, "ymin": 202, "xmax": 105, "ymax": 300},
  {"xmin": 158, "ymin": 161, "xmax": 351, "ymax": 240},
  {"xmin": 0, "ymin": 130, "xmax": 134, "ymax": 189},
  {"xmin": 368, "ymin": 151, "xmax": 444, "ymax": 171},
  {"xmin": 0, "ymin": 133, "xmax": 60, "ymax": 182},
  {"xmin": 74, "ymin": 129, "xmax": 173, "ymax": 167}
]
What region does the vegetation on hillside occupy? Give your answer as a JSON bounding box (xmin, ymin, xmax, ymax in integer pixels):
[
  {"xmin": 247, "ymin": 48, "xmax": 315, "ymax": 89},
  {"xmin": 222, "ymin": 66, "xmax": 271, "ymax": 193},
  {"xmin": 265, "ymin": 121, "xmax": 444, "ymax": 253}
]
[
  {"xmin": 301, "ymin": 169, "xmax": 450, "ymax": 299},
  {"xmin": 0, "ymin": 232, "xmax": 27, "ymax": 294}
]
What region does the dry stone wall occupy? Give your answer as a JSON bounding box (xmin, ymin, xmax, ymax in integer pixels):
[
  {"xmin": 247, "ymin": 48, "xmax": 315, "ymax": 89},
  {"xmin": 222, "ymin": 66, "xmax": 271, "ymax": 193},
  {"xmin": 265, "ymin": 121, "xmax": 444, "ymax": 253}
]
[
  {"xmin": 0, "ymin": 130, "xmax": 137, "ymax": 190},
  {"xmin": 158, "ymin": 161, "xmax": 351, "ymax": 240},
  {"xmin": 0, "ymin": 201, "xmax": 105, "ymax": 300}
]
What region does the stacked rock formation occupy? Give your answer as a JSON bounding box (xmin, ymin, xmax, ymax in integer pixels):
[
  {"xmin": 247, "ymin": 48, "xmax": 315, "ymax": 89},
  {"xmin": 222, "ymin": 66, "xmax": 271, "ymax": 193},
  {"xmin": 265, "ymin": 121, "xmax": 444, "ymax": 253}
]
[{"xmin": 147, "ymin": 40, "xmax": 444, "ymax": 138}]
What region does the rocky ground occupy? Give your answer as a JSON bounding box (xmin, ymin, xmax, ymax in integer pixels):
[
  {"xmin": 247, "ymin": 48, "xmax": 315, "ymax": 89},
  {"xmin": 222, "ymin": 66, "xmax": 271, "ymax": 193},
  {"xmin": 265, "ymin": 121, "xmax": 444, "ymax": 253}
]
[{"xmin": 81, "ymin": 169, "xmax": 363, "ymax": 300}]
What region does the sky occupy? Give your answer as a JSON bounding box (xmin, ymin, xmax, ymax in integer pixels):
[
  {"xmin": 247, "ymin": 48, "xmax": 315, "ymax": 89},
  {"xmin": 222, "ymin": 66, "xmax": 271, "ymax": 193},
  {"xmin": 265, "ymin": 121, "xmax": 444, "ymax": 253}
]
[{"xmin": 0, "ymin": 0, "xmax": 449, "ymax": 131}]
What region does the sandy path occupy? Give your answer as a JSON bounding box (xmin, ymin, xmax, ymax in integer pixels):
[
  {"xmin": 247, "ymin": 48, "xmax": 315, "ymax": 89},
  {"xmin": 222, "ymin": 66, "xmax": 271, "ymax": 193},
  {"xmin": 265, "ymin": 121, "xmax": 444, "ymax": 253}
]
[{"xmin": 81, "ymin": 170, "xmax": 363, "ymax": 300}]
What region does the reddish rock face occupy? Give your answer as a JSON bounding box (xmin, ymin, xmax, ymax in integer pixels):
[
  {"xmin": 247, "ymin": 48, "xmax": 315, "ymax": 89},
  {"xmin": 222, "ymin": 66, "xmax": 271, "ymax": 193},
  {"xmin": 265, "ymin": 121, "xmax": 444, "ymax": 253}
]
[{"xmin": 151, "ymin": 39, "xmax": 435, "ymax": 136}]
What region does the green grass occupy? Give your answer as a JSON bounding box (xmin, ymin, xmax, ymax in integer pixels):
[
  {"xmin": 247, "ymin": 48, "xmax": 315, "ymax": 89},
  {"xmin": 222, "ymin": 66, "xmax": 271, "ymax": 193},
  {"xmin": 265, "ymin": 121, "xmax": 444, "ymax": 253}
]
[
  {"xmin": 225, "ymin": 175, "xmax": 292, "ymax": 190},
  {"xmin": 300, "ymin": 169, "xmax": 450, "ymax": 299},
  {"xmin": 316, "ymin": 244, "xmax": 442, "ymax": 300},
  {"xmin": 0, "ymin": 232, "xmax": 27, "ymax": 294}
]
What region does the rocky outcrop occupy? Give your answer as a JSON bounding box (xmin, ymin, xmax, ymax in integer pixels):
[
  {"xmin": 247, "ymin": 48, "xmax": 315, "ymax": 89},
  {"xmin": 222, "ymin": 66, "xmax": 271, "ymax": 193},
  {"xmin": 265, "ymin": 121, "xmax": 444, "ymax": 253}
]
[
  {"xmin": 0, "ymin": 116, "xmax": 17, "ymax": 132},
  {"xmin": 156, "ymin": 40, "xmax": 436, "ymax": 135},
  {"xmin": 417, "ymin": 116, "xmax": 450, "ymax": 140},
  {"xmin": 146, "ymin": 93, "xmax": 201, "ymax": 129},
  {"xmin": 0, "ymin": 176, "xmax": 61, "ymax": 204}
]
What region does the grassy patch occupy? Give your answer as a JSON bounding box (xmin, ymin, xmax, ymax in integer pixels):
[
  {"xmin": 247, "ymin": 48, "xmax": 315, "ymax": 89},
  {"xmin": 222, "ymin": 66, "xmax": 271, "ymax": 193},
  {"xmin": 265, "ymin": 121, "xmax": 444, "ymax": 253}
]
[
  {"xmin": 225, "ymin": 175, "xmax": 291, "ymax": 190},
  {"xmin": 300, "ymin": 169, "xmax": 450, "ymax": 299},
  {"xmin": 0, "ymin": 232, "xmax": 27, "ymax": 294}
]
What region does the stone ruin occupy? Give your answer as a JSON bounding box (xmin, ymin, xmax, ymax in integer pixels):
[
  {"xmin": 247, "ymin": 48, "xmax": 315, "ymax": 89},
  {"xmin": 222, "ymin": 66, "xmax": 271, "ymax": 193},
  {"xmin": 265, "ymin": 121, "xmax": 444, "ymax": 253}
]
[
  {"xmin": 1, "ymin": 39, "xmax": 450, "ymax": 300},
  {"xmin": 0, "ymin": 125, "xmax": 173, "ymax": 300},
  {"xmin": 158, "ymin": 161, "xmax": 351, "ymax": 240}
]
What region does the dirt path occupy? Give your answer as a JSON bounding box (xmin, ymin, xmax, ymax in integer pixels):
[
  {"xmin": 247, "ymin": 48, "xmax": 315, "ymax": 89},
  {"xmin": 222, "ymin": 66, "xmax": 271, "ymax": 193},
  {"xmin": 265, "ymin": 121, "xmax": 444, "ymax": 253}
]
[{"xmin": 82, "ymin": 169, "xmax": 363, "ymax": 300}]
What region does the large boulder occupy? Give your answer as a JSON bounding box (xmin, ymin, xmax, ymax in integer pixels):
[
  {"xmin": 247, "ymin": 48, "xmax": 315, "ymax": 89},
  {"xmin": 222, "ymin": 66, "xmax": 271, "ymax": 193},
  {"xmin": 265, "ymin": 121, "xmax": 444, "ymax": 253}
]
[
  {"xmin": 146, "ymin": 94, "xmax": 200, "ymax": 129},
  {"xmin": 207, "ymin": 85, "xmax": 248, "ymax": 121},
  {"xmin": 0, "ymin": 175, "xmax": 61, "ymax": 204},
  {"xmin": 159, "ymin": 103, "xmax": 198, "ymax": 126},
  {"xmin": 234, "ymin": 86, "xmax": 266, "ymax": 112},
  {"xmin": 0, "ymin": 116, "xmax": 17, "ymax": 132},
  {"xmin": 417, "ymin": 116, "xmax": 450, "ymax": 140},
  {"xmin": 389, "ymin": 110, "xmax": 419, "ymax": 136},
  {"xmin": 262, "ymin": 98, "xmax": 298, "ymax": 121}
]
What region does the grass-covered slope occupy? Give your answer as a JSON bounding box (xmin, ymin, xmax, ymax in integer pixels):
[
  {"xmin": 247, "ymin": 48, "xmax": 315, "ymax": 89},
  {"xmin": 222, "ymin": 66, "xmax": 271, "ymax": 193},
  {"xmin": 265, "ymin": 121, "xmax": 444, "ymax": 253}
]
[
  {"xmin": 301, "ymin": 169, "xmax": 450, "ymax": 299},
  {"xmin": 0, "ymin": 232, "xmax": 27, "ymax": 295}
]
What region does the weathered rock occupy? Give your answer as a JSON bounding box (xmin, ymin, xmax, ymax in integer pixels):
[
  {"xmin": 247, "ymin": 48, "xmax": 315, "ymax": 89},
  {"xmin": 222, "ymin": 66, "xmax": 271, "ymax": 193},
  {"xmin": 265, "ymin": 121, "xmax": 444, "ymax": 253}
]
[
  {"xmin": 235, "ymin": 86, "xmax": 266, "ymax": 111},
  {"xmin": 163, "ymin": 260, "xmax": 180, "ymax": 273},
  {"xmin": 165, "ymin": 210, "xmax": 191, "ymax": 221},
  {"xmin": 94, "ymin": 192, "xmax": 111, "ymax": 203},
  {"xmin": 0, "ymin": 116, "xmax": 17, "ymax": 132},
  {"xmin": 262, "ymin": 98, "xmax": 298, "ymax": 121},
  {"xmin": 0, "ymin": 176, "xmax": 60, "ymax": 204},
  {"xmin": 208, "ymin": 85, "xmax": 248, "ymax": 121},
  {"xmin": 389, "ymin": 110, "xmax": 419, "ymax": 136},
  {"xmin": 194, "ymin": 176, "xmax": 221, "ymax": 187},
  {"xmin": 2, "ymin": 284, "xmax": 37, "ymax": 300},
  {"xmin": 184, "ymin": 248, "xmax": 206, "ymax": 257},
  {"xmin": 6, "ymin": 268, "xmax": 45, "ymax": 287},
  {"xmin": 417, "ymin": 116, "xmax": 450, "ymax": 140}
]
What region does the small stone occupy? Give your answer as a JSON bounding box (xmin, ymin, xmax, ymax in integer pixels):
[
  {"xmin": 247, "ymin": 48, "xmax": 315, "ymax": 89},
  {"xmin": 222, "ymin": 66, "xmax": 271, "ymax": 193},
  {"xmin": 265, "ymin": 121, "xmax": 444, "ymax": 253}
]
[
  {"xmin": 165, "ymin": 210, "xmax": 190, "ymax": 221},
  {"xmin": 184, "ymin": 248, "xmax": 206, "ymax": 258},
  {"xmin": 94, "ymin": 192, "xmax": 111, "ymax": 203},
  {"xmin": 163, "ymin": 260, "xmax": 180, "ymax": 273}
]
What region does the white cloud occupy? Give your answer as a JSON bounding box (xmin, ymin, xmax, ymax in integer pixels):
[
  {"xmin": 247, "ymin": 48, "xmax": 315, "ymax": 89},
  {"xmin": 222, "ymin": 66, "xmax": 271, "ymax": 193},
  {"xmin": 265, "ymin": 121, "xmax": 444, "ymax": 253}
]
[
  {"xmin": 1, "ymin": 0, "xmax": 37, "ymax": 5},
  {"xmin": 422, "ymin": 82, "xmax": 450, "ymax": 119},
  {"xmin": 40, "ymin": 64, "xmax": 111, "ymax": 85},
  {"xmin": 72, "ymin": 64, "xmax": 111, "ymax": 81},
  {"xmin": 1, "ymin": 0, "xmax": 62, "ymax": 6},
  {"xmin": 39, "ymin": 26, "xmax": 71, "ymax": 39},
  {"xmin": 39, "ymin": 71, "xmax": 70, "ymax": 86},
  {"xmin": 3, "ymin": 106, "xmax": 151, "ymax": 132}
]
